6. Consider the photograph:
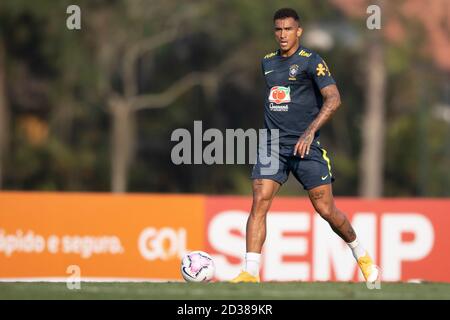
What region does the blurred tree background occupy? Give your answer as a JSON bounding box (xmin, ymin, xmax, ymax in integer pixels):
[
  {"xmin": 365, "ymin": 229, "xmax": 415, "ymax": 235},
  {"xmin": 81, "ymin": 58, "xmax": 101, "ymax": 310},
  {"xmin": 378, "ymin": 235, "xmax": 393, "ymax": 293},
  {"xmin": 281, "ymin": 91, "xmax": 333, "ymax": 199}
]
[{"xmin": 0, "ymin": 0, "xmax": 448, "ymax": 197}]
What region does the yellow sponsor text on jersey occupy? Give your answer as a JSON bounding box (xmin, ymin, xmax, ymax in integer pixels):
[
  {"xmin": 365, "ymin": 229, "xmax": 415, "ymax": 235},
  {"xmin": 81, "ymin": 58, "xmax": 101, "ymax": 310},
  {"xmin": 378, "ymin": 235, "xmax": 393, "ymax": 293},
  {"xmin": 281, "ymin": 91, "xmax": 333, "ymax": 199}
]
[
  {"xmin": 264, "ymin": 51, "xmax": 277, "ymax": 59},
  {"xmin": 322, "ymin": 60, "xmax": 331, "ymax": 76},
  {"xmin": 299, "ymin": 50, "xmax": 312, "ymax": 57}
]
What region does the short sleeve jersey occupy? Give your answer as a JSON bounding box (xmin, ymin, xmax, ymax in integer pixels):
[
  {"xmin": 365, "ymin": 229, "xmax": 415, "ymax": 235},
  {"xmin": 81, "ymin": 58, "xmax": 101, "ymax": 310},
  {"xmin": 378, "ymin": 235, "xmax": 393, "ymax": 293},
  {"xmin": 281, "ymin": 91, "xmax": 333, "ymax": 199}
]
[{"xmin": 261, "ymin": 45, "xmax": 335, "ymax": 146}]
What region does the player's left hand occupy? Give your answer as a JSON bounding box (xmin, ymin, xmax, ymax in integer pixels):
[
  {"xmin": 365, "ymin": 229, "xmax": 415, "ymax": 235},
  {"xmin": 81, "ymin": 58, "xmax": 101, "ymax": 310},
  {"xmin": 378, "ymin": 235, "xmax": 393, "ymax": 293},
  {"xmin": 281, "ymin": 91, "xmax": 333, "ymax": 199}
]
[{"xmin": 294, "ymin": 130, "xmax": 315, "ymax": 158}]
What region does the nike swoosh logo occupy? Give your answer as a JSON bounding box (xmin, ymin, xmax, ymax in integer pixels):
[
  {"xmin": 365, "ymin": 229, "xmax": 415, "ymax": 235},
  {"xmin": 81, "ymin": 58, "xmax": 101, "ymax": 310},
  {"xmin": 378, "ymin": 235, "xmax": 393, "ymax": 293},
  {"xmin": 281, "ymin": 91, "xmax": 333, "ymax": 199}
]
[
  {"xmin": 321, "ymin": 175, "xmax": 328, "ymax": 180},
  {"xmin": 264, "ymin": 70, "xmax": 275, "ymax": 75}
]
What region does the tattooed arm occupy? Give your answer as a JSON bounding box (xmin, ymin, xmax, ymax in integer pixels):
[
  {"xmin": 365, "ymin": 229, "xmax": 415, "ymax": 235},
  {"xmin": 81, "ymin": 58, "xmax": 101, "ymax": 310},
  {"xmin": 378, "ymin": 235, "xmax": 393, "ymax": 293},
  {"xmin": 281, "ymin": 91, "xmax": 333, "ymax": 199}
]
[{"xmin": 293, "ymin": 84, "xmax": 341, "ymax": 157}]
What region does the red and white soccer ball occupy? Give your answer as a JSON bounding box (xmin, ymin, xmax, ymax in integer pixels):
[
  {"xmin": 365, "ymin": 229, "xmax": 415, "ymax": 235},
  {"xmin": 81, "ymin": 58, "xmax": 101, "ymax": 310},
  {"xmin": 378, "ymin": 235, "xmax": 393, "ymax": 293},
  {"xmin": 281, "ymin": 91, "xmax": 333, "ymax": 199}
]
[{"xmin": 180, "ymin": 251, "xmax": 215, "ymax": 282}]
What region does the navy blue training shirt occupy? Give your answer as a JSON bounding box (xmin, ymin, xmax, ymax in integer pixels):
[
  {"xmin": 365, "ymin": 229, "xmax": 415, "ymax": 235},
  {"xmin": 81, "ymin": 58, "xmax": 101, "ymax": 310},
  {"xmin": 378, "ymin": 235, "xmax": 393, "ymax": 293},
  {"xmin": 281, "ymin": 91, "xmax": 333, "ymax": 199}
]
[{"xmin": 261, "ymin": 45, "xmax": 336, "ymax": 146}]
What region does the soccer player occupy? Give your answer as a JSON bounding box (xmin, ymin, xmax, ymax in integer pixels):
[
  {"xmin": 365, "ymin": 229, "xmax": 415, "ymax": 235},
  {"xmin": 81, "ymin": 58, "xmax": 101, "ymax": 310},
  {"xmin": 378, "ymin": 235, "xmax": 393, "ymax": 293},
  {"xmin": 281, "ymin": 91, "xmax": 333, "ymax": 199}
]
[{"xmin": 231, "ymin": 8, "xmax": 380, "ymax": 283}]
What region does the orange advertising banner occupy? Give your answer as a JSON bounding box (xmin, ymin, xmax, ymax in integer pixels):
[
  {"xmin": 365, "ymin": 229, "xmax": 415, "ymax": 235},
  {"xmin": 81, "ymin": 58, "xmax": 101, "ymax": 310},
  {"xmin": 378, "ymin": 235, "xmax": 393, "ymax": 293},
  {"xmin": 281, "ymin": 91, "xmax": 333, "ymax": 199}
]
[
  {"xmin": 1, "ymin": 192, "xmax": 450, "ymax": 283},
  {"xmin": 0, "ymin": 192, "xmax": 204, "ymax": 280}
]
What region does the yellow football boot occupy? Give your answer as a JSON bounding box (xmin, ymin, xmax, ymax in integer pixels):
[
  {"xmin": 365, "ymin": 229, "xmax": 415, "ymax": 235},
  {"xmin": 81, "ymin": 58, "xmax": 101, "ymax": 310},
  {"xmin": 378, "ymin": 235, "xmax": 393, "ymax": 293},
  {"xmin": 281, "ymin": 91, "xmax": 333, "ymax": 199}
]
[
  {"xmin": 357, "ymin": 252, "xmax": 380, "ymax": 282},
  {"xmin": 230, "ymin": 271, "xmax": 260, "ymax": 283}
]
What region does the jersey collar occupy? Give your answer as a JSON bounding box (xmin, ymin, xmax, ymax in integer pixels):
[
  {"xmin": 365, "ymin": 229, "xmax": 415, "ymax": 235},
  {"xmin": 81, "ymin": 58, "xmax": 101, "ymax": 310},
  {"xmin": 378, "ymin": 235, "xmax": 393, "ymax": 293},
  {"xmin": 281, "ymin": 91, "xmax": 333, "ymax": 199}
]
[{"xmin": 278, "ymin": 44, "xmax": 302, "ymax": 60}]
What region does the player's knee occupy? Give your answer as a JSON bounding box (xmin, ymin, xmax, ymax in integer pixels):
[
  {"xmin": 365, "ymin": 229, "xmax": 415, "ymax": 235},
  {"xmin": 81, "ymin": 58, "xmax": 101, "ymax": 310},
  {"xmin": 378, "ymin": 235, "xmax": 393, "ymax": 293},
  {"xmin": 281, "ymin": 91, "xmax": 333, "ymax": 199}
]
[
  {"xmin": 252, "ymin": 192, "xmax": 272, "ymax": 214},
  {"xmin": 316, "ymin": 205, "xmax": 335, "ymax": 222}
]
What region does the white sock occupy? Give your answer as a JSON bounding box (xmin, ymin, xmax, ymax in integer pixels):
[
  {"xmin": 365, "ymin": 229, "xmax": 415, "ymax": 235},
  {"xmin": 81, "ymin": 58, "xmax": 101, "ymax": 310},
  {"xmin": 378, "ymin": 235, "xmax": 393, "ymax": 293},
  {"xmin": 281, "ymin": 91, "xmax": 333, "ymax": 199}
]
[
  {"xmin": 347, "ymin": 238, "xmax": 366, "ymax": 260},
  {"xmin": 244, "ymin": 252, "xmax": 261, "ymax": 277}
]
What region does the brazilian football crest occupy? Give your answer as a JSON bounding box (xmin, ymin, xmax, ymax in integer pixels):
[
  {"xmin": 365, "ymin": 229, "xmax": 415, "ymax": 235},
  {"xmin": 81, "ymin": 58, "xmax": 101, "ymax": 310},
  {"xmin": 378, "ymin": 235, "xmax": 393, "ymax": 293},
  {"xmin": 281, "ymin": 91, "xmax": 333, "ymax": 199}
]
[{"xmin": 289, "ymin": 64, "xmax": 299, "ymax": 79}]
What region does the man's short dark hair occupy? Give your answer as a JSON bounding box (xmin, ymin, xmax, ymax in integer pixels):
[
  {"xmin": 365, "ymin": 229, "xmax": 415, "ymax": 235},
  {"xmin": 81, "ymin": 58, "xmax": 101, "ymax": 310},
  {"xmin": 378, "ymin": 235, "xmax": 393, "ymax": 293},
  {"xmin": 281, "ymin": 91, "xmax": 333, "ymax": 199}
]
[{"xmin": 273, "ymin": 8, "xmax": 300, "ymax": 23}]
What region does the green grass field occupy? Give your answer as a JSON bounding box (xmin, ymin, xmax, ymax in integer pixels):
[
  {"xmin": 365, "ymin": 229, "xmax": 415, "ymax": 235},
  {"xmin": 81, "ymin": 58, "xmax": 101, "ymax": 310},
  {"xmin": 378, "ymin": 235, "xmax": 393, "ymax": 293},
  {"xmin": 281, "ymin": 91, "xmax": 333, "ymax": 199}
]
[{"xmin": 1, "ymin": 282, "xmax": 450, "ymax": 300}]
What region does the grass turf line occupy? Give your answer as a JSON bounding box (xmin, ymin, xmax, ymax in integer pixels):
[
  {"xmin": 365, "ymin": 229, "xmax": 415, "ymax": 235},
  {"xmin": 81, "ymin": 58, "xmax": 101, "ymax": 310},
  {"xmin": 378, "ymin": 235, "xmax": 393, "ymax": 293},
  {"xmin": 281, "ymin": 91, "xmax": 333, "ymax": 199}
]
[{"xmin": 1, "ymin": 282, "xmax": 450, "ymax": 300}]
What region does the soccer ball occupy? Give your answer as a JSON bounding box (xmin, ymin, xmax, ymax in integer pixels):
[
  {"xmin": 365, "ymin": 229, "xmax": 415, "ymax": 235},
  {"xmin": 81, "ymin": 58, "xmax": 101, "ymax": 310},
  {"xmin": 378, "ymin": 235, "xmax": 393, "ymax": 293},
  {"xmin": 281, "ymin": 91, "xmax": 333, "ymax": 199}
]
[{"xmin": 180, "ymin": 251, "xmax": 215, "ymax": 282}]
